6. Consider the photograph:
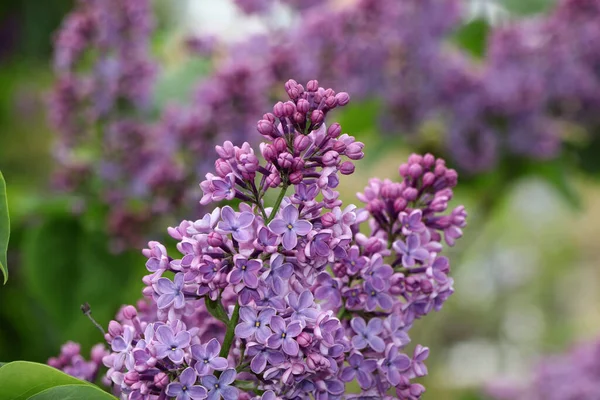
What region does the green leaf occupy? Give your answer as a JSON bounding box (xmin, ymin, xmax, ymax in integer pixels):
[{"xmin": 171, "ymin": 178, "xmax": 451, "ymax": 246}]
[
  {"xmin": 0, "ymin": 171, "xmax": 9, "ymax": 284},
  {"xmin": 0, "ymin": 361, "xmax": 90, "ymax": 400},
  {"xmin": 500, "ymin": 0, "xmax": 556, "ymax": 15},
  {"xmin": 28, "ymin": 384, "xmax": 116, "ymax": 400},
  {"xmin": 521, "ymin": 156, "xmax": 581, "ymax": 210},
  {"xmin": 452, "ymin": 18, "xmax": 490, "ymax": 58},
  {"xmin": 205, "ymin": 297, "xmax": 230, "ymax": 325}
]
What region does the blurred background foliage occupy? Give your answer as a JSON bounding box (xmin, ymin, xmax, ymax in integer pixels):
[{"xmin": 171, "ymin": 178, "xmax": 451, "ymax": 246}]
[{"xmin": 2, "ymin": 0, "xmax": 600, "ymax": 399}]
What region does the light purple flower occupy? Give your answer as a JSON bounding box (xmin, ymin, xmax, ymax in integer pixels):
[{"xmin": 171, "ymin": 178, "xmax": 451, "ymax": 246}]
[
  {"xmin": 314, "ymin": 272, "xmax": 342, "ymax": 309},
  {"xmin": 380, "ymin": 345, "xmax": 412, "ymax": 386},
  {"xmin": 154, "ymin": 325, "xmax": 190, "ymax": 364},
  {"xmin": 262, "ymin": 253, "xmax": 293, "ymax": 294},
  {"xmin": 191, "ymin": 338, "xmax": 229, "ymax": 376},
  {"xmin": 110, "ymin": 326, "xmax": 135, "ymax": 370},
  {"xmin": 166, "ymin": 367, "xmax": 208, "ymax": 400},
  {"xmin": 364, "ymin": 281, "xmax": 393, "ymax": 312},
  {"xmin": 235, "ymin": 307, "xmax": 276, "ymax": 343},
  {"xmin": 393, "ymin": 234, "xmax": 430, "ymax": 267},
  {"xmin": 246, "ymin": 343, "xmax": 285, "ymax": 374},
  {"xmin": 267, "ymin": 316, "xmax": 303, "ymax": 356},
  {"xmin": 385, "ymin": 315, "xmax": 411, "ymax": 347},
  {"xmin": 268, "ymin": 204, "xmax": 312, "ymax": 250},
  {"xmin": 350, "ymin": 317, "xmax": 385, "ymax": 353},
  {"xmin": 202, "ymin": 368, "xmax": 238, "ymax": 400},
  {"xmin": 398, "ymin": 210, "xmax": 426, "ymax": 234},
  {"xmin": 411, "ymin": 345, "xmax": 429, "ymax": 377},
  {"xmin": 362, "ymin": 254, "xmax": 393, "ymax": 291},
  {"xmin": 228, "ymin": 256, "xmax": 262, "ymax": 288},
  {"xmin": 287, "ymin": 290, "xmax": 319, "ymax": 323},
  {"xmin": 200, "ymin": 173, "xmax": 236, "ymax": 205},
  {"xmin": 340, "ymin": 353, "xmax": 377, "ymax": 390},
  {"xmin": 155, "ymin": 272, "xmax": 186, "ymax": 309},
  {"xmin": 216, "ymin": 206, "xmax": 255, "ymax": 242}
]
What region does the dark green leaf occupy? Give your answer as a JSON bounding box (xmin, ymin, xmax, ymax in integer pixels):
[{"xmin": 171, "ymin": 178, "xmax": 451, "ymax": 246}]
[
  {"xmin": 0, "ymin": 171, "xmax": 9, "ymax": 284},
  {"xmin": 205, "ymin": 297, "xmax": 230, "ymax": 325},
  {"xmin": 28, "ymin": 384, "xmax": 116, "ymax": 400},
  {"xmin": 452, "ymin": 18, "xmax": 490, "ymax": 58},
  {"xmin": 0, "ymin": 361, "xmax": 89, "ymax": 400}
]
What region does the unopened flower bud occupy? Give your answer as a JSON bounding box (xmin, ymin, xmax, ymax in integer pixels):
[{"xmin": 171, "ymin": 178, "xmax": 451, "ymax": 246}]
[
  {"xmin": 335, "ymin": 92, "xmax": 350, "ymax": 106},
  {"xmin": 261, "ymin": 143, "xmax": 277, "ymax": 162},
  {"xmin": 289, "ymin": 171, "xmax": 304, "ymax": 185},
  {"xmin": 208, "ymin": 232, "xmax": 224, "ymax": 247},
  {"xmin": 296, "ymin": 98, "xmax": 310, "ymax": 113},
  {"xmin": 122, "ymin": 305, "xmax": 137, "ymax": 319},
  {"xmin": 294, "ymin": 135, "xmax": 311, "ymax": 152},
  {"xmin": 277, "ymin": 152, "xmax": 293, "ymax": 169},
  {"xmin": 322, "ymin": 150, "xmax": 339, "ymax": 166},
  {"xmin": 108, "ymin": 320, "xmax": 123, "ymax": 338},
  {"xmin": 311, "ymin": 110, "xmax": 324, "ymax": 125},
  {"xmin": 273, "ymin": 101, "xmax": 285, "ymax": 118},
  {"xmin": 339, "ymin": 161, "xmax": 355, "ymax": 175},
  {"xmin": 124, "ymin": 371, "xmax": 140, "ymax": 386},
  {"xmin": 273, "ymin": 137, "xmax": 287, "ymax": 153},
  {"xmin": 327, "ymin": 123, "xmax": 341, "ymax": 138},
  {"xmin": 257, "ymin": 119, "xmax": 275, "ymax": 138},
  {"xmin": 321, "ymin": 212, "xmax": 336, "ymax": 227},
  {"xmin": 154, "ymin": 372, "xmax": 169, "ymax": 388},
  {"xmin": 296, "ymin": 332, "xmax": 312, "ymax": 347},
  {"xmin": 402, "ymin": 187, "xmax": 419, "ymax": 202},
  {"xmin": 408, "ymin": 163, "xmax": 423, "ymax": 179},
  {"xmin": 307, "ymin": 80, "xmax": 319, "ymax": 92}
]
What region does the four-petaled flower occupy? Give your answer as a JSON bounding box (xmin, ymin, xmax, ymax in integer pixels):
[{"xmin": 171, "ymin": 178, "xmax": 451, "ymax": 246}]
[
  {"xmin": 228, "ymin": 256, "xmax": 262, "ymax": 288},
  {"xmin": 154, "ymin": 325, "xmax": 191, "ymax": 364},
  {"xmin": 235, "ymin": 307, "xmax": 276, "ymax": 343},
  {"xmin": 340, "ymin": 353, "xmax": 378, "ymax": 389},
  {"xmin": 216, "ymin": 206, "xmax": 254, "ymax": 242},
  {"xmin": 350, "ymin": 317, "xmax": 385, "ymax": 353},
  {"xmin": 287, "ymin": 290, "xmax": 319, "ymax": 323},
  {"xmin": 191, "ymin": 338, "xmax": 229, "ymax": 376},
  {"xmin": 267, "ymin": 316, "xmax": 303, "ymax": 356},
  {"xmin": 166, "ymin": 367, "xmax": 208, "ymax": 400},
  {"xmin": 393, "ymin": 234, "xmax": 430, "ymax": 268},
  {"xmin": 201, "ymin": 368, "xmax": 238, "ymax": 400},
  {"xmin": 268, "ymin": 204, "xmax": 312, "ymax": 250},
  {"xmin": 155, "ymin": 272, "xmax": 186, "ymax": 309},
  {"xmin": 380, "ymin": 344, "xmax": 412, "ymax": 386},
  {"xmin": 364, "ymin": 281, "xmax": 393, "ymax": 311}
]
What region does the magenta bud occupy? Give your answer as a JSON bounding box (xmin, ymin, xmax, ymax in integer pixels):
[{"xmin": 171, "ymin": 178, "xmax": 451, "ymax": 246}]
[
  {"xmin": 91, "ymin": 344, "xmax": 107, "ymax": 364},
  {"xmin": 273, "ymin": 101, "xmax": 285, "ymax": 118},
  {"xmin": 283, "ymin": 101, "xmax": 296, "ymax": 116},
  {"xmin": 445, "ymin": 169, "xmax": 458, "ymax": 187},
  {"xmin": 122, "ymin": 305, "xmax": 138, "ymax": 319},
  {"xmin": 402, "ymin": 187, "xmax": 419, "ymax": 202},
  {"xmin": 261, "ymin": 143, "xmax": 277, "ymax": 162},
  {"xmin": 394, "ymin": 197, "xmax": 408, "ymax": 213},
  {"xmin": 310, "ymin": 110, "xmax": 324, "ymax": 125},
  {"xmin": 408, "ymin": 163, "xmax": 423, "ymax": 179},
  {"xmin": 108, "ymin": 320, "xmax": 123, "ymax": 338},
  {"xmin": 291, "ymin": 157, "xmax": 305, "ymax": 171},
  {"xmin": 142, "ymin": 285, "xmax": 154, "ymax": 297},
  {"xmin": 335, "ymin": 92, "xmax": 350, "ymax": 106},
  {"xmin": 307, "ymin": 80, "xmax": 319, "ymax": 92},
  {"xmin": 296, "ymin": 98, "xmax": 310, "ymax": 113},
  {"xmin": 296, "ymin": 331, "xmax": 312, "ymax": 347},
  {"xmin": 257, "ymin": 119, "xmax": 275, "ymax": 137},
  {"xmin": 345, "ymin": 142, "xmax": 365, "ymax": 160},
  {"xmin": 367, "ymin": 198, "xmax": 385, "ymax": 214},
  {"xmin": 277, "ymin": 152, "xmax": 294, "ymax": 169},
  {"xmin": 408, "ymin": 153, "xmax": 423, "ymax": 164},
  {"xmin": 398, "ymin": 163, "xmax": 409, "ymax": 177},
  {"xmin": 124, "ymin": 371, "xmax": 140, "ymax": 386},
  {"xmin": 420, "ymin": 279, "xmax": 433, "ymax": 294},
  {"xmin": 332, "ymin": 140, "xmax": 346, "ymax": 153},
  {"xmin": 273, "ymin": 137, "xmax": 287, "ymax": 153},
  {"xmin": 266, "ymin": 172, "xmax": 281, "ymax": 188},
  {"xmin": 61, "ymin": 341, "xmax": 81, "ymax": 358},
  {"xmin": 215, "ymin": 159, "xmax": 232, "ymax": 177},
  {"xmin": 154, "ymin": 372, "xmax": 169, "ymax": 388},
  {"xmin": 339, "ymin": 161, "xmax": 355, "ymax": 175},
  {"xmin": 263, "ymin": 112, "xmax": 276, "ymax": 123},
  {"xmin": 327, "ymin": 123, "xmax": 342, "ymax": 138},
  {"xmin": 381, "ymin": 182, "xmax": 401, "ymax": 199},
  {"xmin": 423, "ymin": 153, "xmax": 435, "ymax": 168},
  {"xmin": 47, "ymin": 358, "xmax": 60, "ymax": 368},
  {"xmin": 364, "ymin": 237, "xmax": 384, "ymax": 253},
  {"xmin": 208, "ymin": 232, "xmax": 224, "ymax": 247},
  {"xmin": 322, "ymin": 150, "xmax": 339, "ymax": 166},
  {"xmin": 325, "ymin": 95, "xmax": 337, "ymax": 108},
  {"xmin": 422, "ymin": 172, "xmax": 435, "ymax": 187},
  {"xmin": 294, "ymin": 134, "xmax": 311, "ymax": 152},
  {"xmin": 289, "ymin": 171, "xmax": 304, "ymax": 184},
  {"xmin": 294, "ymin": 111, "xmax": 306, "ymax": 124},
  {"xmin": 321, "ymin": 212, "xmax": 336, "ymax": 227}
]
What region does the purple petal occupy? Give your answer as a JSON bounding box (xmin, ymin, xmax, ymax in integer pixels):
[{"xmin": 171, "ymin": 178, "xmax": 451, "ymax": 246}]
[
  {"xmin": 174, "ymin": 272, "xmax": 184, "ymax": 287},
  {"xmin": 293, "ymin": 220, "xmax": 312, "ymax": 236},
  {"xmin": 237, "ymin": 212, "xmax": 255, "ymax": 228},
  {"xmin": 356, "ymin": 369, "xmax": 373, "ymax": 389},
  {"xmin": 156, "ymin": 326, "xmax": 175, "ymax": 345},
  {"xmin": 205, "ymin": 338, "xmax": 221, "ymax": 358},
  {"xmin": 368, "ymin": 335, "xmax": 385, "ymax": 353},
  {"xmin": 174, "ymin": 331, "xmax": 191, "ymax": 348},
  {"xmin": 282, "ymin": 339, "xmax": 299, "ymax": 356},
  {"xmin": 111, "ymin": 336, "xmax": 128, "ymax": 352},
  {"xmin": 154, "ymin": 344, "xmax": 169, "ymax": 360},
  {"xmin": 173, "ymin": 293, "xmax": 186, "ymax": 309},
  {"xmin": 406, "ymin": 234, "xmax": 420, "ymax": 250},
  {"xmin": 367, "ymin": 318, "xmax": 383, "ymax": 334},
  {"xmin": 269, "ymin": 316, "xmax": 285, "ymax": 333},
  {"xmin": 268, "ymin": 219, "xmax": 288, "ymax": 235},
  {"xmin": 166, "ymin": 383, "xmax": 183, "ymax": 396},
  {"xmin": 235, "ymin": 322, "xmax": 255, "ymax": 339},
  {"xmin": 169, "ymin": 348, "xmax": 185, "ymax": 364},
  {"xmin": 157, "ymin": 293, "xmax": 176, "ymax": 309},
  {"xmin": 258, "ymin": 308, "xmax": 276, "ymax": 323},
  {"xmin": 297, "ymin": 290, "xmax": 314, "ymax": 309},
  {"xmin": 377, "ymin": 292, "xmax": 394, "ymax": 311},
  {"xmin": 220, "ymin": 386, "xmax": 239, "ymax": 400},
  {"xmin": 256, "ymin": 326, "xmax": 272, "ymax": 343},
  {"xmin": 340, "ymin": 367, "xmax": 356, "ymax": 382},
  {"xmin": 282, "ymin": 230, "xmax": 298, "ymax": 250},
  {"xmin": 239, "ymin": 307, "xmax": 256, "ymax": 323},
  {"xmin": 220, "ymin": 206, "xmax": 235, "ymax": 224},
  {"xmin": 350, "ymin": 317, "xmax": 366, "ymax": 333},
  {"xmin": 413, "ymin": 248, "xmax": 430, "ymax": 263},
  {"xmin": 282, "ymin": 204, "xmax": 299, "ymax": 223},
  {"xmin": 209, "ymin": 357, "xmax": 228, "ymax": 371},
  {"xmin": 244, "ymin": 271, "xmax": 259, "ymax": 288},
  {"xmin": 267, "ymin": 335, "xmax": 283, "ymax": 349},
  {"xmin": 228, "ymin": 268, "xmax": 243, "ymax": 285},
  {"xmin": 190, "ymin": 344, "xmax": 205, "ymax": 361},
  {"xmin": 188, "ymin": 386, "xmax": 208, "ymax": 400},
  {"xmin": 156, "ymin": 278, "xmax": 176, "ymax": 294},
  {"xmin": 232, "ymin": 229, "xmax": 252, "ymax": 242},
  {"xmin": 201, "ymin": 374, "xmax": 217, "ymax": 390},
  {"xmin": 251, "ymin": 352, "xmax": 268, "ymax": 373},
  {"xmin": 219, "ymin": 368, "xmax": 237, "ymax": 385},
  {"xmin": 180, "ymin": 367, "xmax": 197, "ymax": 387},
  {"xmin": 206, "ymin": 391, "xmax": 220, "ymax": 400},
  {"xmin": 351, "ymin": 335, "xmax": 367, "ymax": 350},
  {"xmin": 286, "ymin": 322, "xmax": 303, "ymax": 338},
  {"xmin": 395, "ymin": 353, "xmax": 412, "ymax": 371}
]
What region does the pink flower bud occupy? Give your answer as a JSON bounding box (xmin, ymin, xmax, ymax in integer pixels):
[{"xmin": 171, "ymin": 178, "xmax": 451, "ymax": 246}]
[
  {"xmin": 277, "ymin": 152, "xmax": 294, "ymax": 169},
  {"xmin": 322, "ymin": 150, "xmax": 339, "ymax": 166},
  {"xmin": 91, "ymin": 344, "xmax": 107, "ymax": 364},
  {"xmin": 321, "ymin": 212, "xmax": 336, "ymax": 227},
  {"xmin": 394, "ymin": 197, "xmax": 408, "ymax": 213},
  {"xmin": 294, "ymin": 134, "xmax": 311, "ymax": 152},
  {"xmin": 325, "ymin": 95, "xmax": 337, "ymax": 108},
  {"xmin": 283, "ymin": 101, "xmax": 296, "ymax": 116},
  {"xmin": 307, "ymin": 80, "xmax": 319, "ymax": 92},
  {"xmin": 422, "ymin": 172, "xmax": 436, "ymax": 187},
  {"xmin": 296, "ymin": 331, "xmax": 312, "ymax": 347},
  {"xmin": 257, "ymin": 119, "xmax": 275, "ymax": 138},
  {"xmin": 289, "ymin": 171, "xmax": 304, "ymax": 184},
  {"xmin": 339, "ymin": 161, "xmax": 355, "ymax": 175},
  {"xmin": 215, "ymin": 159, "xmax": 232, "ymax": 177},
  {"xmin": 327, "ymin": 123, "xmax": 341, "ymax": 138},
  {"xmin": 108, "ymin": 320, "xmax": 123, "ymax": 338},
  {"xmin": 335, "ymin": 92, "xmax": 350, "ymax": 106},
  {"xmin": 296, "ymin": 98, "xmax": 310, "ymax": 113},
  {"xmin": 122, "ymin": 305, "xmax": 137, "ymax": 319},
  {"xmin": 261, "ymin": 143, "xmax": 277, "ymax": 162},
  {"xmin": 402, "ymin": 187, "xmax": 419, "ymax": 202},
  {"xmin": 273, "ymin": 137, "xmax": 287, "ymax": 153},
  {"xmin": 154, "ymin": 372, "xmax": 169, "ymax": 388},
  {"xmin": 273, "ymin": 101, "xmax": 285, "ymax": 118},
  {"xmin": 408, "ymin": 163, "xmax": 423, "ymax": 179},
  {"xmin": 124, "ymin": 371, "xmax": 140, "ymax": 386},
  {"xmin": 311, "ymin": 109, "xmax": 324, "ymax": 125},
  {"xmin": 345, "ymin": 142, "xmax": 364, "ymax": 160},
  {"xmin": 208, "ymin": 232, "xmax": 224, "ymax": 247},
  {"xmin": 423, "ymin": 153, "xmax": 435, "ymax": 168},
  {"xmin": 332, "ymin": 140, "xmax": 346, "ymax": 153}
]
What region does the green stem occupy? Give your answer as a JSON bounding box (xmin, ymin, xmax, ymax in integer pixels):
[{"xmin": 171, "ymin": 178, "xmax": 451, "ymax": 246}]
[
  {"xmin": 265, "ymin": 181, "xmax": 289, "ymax": 224},
  {"xmin": 219, "ymin": 302, "xmax": 240, "ymax": 359}
]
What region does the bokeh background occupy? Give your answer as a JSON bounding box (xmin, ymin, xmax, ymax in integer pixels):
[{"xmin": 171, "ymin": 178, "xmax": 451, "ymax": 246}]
[{"xmin": 1, "ymin": 0, "xmax": 600, "ymax": 399}]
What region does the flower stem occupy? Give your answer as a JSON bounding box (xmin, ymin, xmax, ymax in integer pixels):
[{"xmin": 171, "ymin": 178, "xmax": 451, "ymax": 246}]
[
  {"xmin": 219, "ymin": 302, "xmax": 240, "ymax": 359},
  {"xmin": 265, "ymin": 181, "xmax": 289, "ymax": 224}
]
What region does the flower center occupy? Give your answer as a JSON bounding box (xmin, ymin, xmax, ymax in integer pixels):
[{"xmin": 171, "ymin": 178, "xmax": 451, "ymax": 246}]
[
  {"xmin": 255, "ymin": 321, "xmax": 261, "ymax": 327},
  {"xmin": 182, "ymin": 386, "xmax": 188, "ymax": 391},
  {"xmin": 241, "ymin": 265, "xmax": 246, "ymax": 270},
  {"xmin": 281, "ymin": 332, "xmax": 286, "ymax": 338},
  {"xmin": 287, "ymin": 224, "xmax": 294, "ymax": 230},
  {"xmin": 371, "ymin": 291, "xmax": 376, "ymax": 296},
  {"xmin": 171, "ymin": 346, "xmax": 177, "ymax": 351},
  {"xmin": 204, "ymin": 359, "xmax": 209, "ymax": 364},
  {"xmin": 215, "ymin": 384, "xmax": 220, "ymax": 389}
]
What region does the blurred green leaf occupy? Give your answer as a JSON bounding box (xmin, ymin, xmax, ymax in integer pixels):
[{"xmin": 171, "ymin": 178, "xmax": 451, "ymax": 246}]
[
  {"xmin": 0, "ymin": 361, "xmax": 89, "ymax": 400},
  {"xmin": 28, "ymin": 384, "xmax": 116, "ymax": 400},
  {"xmin": 0, "ymin": 171, "xmax": 9, "ymax": 284},
  {"xmin": 500, "ymin": 0, "xmax": 557, "ymax": 15},
  {"xmin": 452, "ymin": 18, "xmax": 490, "ymax": 58},
  {"xmin": 522, "ymin": 156, "xmax": 581, "ymax": 210}
]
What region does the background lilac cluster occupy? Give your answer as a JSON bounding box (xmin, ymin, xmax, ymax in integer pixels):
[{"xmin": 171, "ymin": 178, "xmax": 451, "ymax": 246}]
[{"xmin": 50, "ymin": 80, "xmax": 467, "ymax": 399}]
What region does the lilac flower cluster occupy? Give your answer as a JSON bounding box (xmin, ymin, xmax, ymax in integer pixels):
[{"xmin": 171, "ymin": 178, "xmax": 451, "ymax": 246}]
[
  {"xmin": 487, "ymin": 338, "xmax": 600, "ymax": 400},
  {"xmin": 47, "ymin": 341, "xmax": 108, "ymax": 382},
  {"xmin": 50, "ymin": 80, "xmax": 467, "ymax": 399}
]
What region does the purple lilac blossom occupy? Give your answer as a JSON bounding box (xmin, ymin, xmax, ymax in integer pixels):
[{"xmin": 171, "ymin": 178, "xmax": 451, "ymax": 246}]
[{"xmin": 50, "ymin": 80, "xmax": 467, "ymax": 399}]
